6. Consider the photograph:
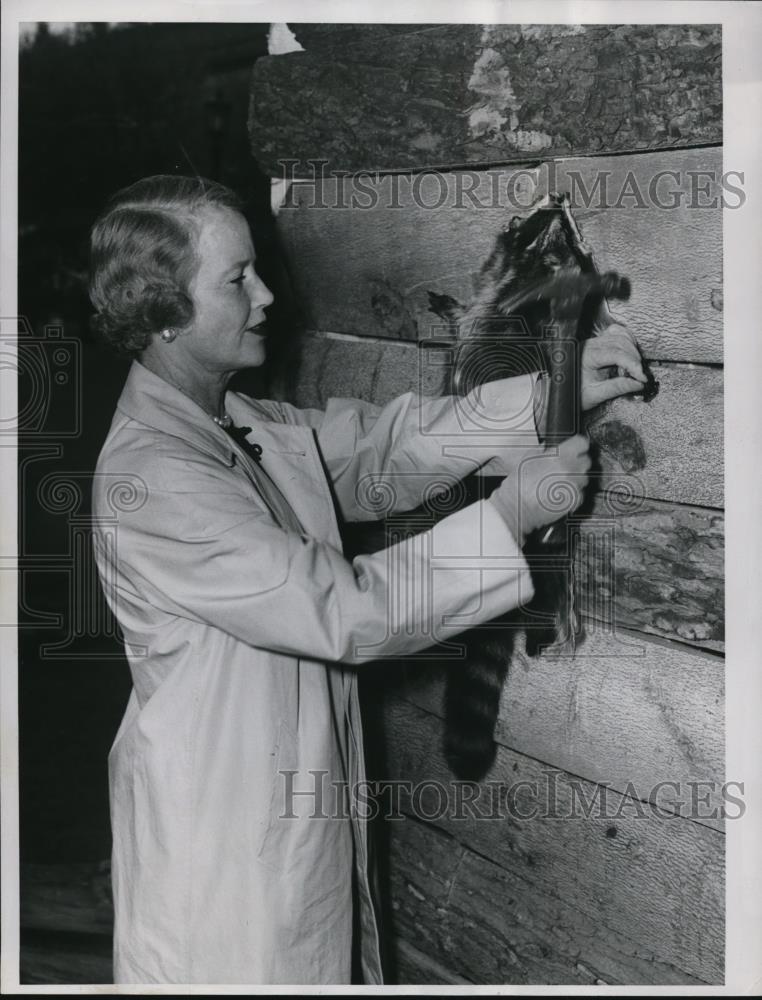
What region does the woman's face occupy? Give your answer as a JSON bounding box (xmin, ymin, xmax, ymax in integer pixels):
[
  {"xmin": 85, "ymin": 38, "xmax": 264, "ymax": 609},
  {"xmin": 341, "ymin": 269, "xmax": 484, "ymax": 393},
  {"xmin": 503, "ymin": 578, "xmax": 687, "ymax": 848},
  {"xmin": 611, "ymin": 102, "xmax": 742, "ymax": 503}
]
[{"xmin": 179, "ymin": 206, "xmax": 274, "ymax": 372}]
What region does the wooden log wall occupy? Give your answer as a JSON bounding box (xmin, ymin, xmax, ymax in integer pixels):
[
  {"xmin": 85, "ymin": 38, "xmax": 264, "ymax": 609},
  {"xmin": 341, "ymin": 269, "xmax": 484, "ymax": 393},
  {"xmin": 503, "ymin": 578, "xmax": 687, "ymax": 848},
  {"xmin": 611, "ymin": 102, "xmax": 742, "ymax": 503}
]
[{"xmin": 248, "ymin": 22, "xmax": 725, "ymax": 987}]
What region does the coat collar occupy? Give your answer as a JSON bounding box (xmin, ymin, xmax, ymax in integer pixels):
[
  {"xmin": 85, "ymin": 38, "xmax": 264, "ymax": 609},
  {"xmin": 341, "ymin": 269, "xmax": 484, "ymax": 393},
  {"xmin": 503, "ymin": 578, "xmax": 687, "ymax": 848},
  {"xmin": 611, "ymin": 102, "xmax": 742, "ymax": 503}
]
[{"xmin": 117, "ymin": 361, "xmax": 239, "ymax": 467}]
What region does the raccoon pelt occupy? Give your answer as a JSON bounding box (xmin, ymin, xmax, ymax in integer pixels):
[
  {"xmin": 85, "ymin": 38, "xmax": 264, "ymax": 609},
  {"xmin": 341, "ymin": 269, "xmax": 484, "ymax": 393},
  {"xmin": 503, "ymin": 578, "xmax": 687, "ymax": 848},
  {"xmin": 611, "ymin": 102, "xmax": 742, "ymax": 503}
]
[{"xmin": 343, "ymin": 194, "xmax": 658, "ymax": 782}]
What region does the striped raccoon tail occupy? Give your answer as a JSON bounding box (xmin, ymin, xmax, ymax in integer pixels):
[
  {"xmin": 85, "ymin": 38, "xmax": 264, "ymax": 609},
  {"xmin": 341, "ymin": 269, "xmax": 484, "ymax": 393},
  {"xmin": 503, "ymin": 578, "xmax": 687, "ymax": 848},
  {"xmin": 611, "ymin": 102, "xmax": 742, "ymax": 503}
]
[{"xmin": 443, "ymin": 624, "xmax": 517, "ymax": 781}]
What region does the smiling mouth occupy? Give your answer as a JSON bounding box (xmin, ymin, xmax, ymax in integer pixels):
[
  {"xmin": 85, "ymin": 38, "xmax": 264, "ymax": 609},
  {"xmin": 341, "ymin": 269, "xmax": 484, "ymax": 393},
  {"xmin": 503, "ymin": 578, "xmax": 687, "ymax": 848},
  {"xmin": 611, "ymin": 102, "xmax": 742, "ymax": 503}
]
[{"xmin": 247, "ymin": 322, "xmax": 268, "ymax": 336}]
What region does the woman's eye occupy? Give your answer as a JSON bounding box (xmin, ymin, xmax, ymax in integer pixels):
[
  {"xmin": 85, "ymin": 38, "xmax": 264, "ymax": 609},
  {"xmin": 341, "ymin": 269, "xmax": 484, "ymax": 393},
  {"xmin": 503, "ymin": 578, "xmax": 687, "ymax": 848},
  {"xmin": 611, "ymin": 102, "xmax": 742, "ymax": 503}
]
[{"xmin": 230, "ymin": 274, "xmax": 245, "ymax": 285}]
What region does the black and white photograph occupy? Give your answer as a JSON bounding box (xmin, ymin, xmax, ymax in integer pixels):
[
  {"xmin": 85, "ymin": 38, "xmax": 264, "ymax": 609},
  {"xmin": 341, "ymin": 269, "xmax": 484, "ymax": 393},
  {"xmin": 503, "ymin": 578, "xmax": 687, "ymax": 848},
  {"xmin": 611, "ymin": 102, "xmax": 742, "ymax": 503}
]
[{"xmin": 1, "ymin": 0, "xmax": 760, "ymax": 992}]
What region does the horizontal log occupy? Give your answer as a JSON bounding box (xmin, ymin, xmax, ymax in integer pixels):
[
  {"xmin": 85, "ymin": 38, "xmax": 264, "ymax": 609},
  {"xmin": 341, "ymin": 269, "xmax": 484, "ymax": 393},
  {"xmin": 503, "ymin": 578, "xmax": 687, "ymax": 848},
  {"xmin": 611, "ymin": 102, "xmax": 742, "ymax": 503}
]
[
  {"xmin": 274, "ymin": 146, "xmax": 723, "ymax": 363},
  {"xmin": 550, "ymin": 151, "xmax": 724, "ymax": 365},
  {"xmin": 577, "ymin": 497, "xmax": 723, "ymax": 649},
  {"xmin": 292, "ymin": 335, "xmax": 723, "ymax": 506},
  {"xmin": 291, "ymin": 334, "xmax": 431, "ymax": 407},
  {"xmin": 387, "ymin": 627, "xmax": 724, "ymax": 829},
  {"xmin": 392, "ymin": 938, "xmax": 471, "ymax": 986},
  {"xmin": 379, "ymin": 700, "xmax": 724, "ymax": 984},
  {"xmin": 585, "ymin": 363, "xmax": 723, "ymax": 507},
  {"xmin": 250, "ymin": 25, "xmax": 721, "ymax": 172},
  {"xmin": 387, "ymin": 817, "xmax": 709, "ymax": 985}
]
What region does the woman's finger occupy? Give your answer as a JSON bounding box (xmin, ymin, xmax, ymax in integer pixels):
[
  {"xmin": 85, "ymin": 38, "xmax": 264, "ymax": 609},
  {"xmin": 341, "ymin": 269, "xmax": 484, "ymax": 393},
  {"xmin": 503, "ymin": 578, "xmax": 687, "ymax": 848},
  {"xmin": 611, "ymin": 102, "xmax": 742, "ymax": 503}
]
[
  {"xmin": 591, "ymin": 375, "xmax": 646, "ymax": 404},
  {"xmin": 559, "ymin": 434, "xmax": 591, "ymax": 460},
  {"xmin": 588, "ymin": 338, "xmax": 646, "ymax": 382},
  {"xmin": 606, "ymin": 347, "xmax": 646, "ymax": 382}
]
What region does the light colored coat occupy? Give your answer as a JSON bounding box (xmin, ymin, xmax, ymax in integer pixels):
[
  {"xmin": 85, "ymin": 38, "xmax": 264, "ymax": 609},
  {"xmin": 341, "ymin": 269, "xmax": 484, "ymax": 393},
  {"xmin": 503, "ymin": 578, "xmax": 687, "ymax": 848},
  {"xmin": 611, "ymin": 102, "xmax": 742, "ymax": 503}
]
[{"xmin": 92, "ymin": 360, "xmax": 540, "ymax": 985}]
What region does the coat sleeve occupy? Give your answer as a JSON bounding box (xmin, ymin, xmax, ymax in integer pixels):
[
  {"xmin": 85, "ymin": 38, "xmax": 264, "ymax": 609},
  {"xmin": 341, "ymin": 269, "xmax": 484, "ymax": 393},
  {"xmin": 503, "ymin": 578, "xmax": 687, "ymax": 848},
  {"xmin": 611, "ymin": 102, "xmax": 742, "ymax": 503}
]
[
  {"xmin": 98, "ymin": 450, "xmax": 534, "ymax": 666},
  {"xmin": 252, "ymin": 373, "xmax": 544, "ymax": 521}
]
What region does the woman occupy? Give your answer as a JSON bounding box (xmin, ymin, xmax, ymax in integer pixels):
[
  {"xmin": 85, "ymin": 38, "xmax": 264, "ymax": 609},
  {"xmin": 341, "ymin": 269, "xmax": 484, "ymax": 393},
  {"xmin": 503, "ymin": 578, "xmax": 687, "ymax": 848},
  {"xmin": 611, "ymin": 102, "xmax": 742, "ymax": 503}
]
[{"xmin": 90, "ymin": 175, "xmax": 646, "ymax": 985}]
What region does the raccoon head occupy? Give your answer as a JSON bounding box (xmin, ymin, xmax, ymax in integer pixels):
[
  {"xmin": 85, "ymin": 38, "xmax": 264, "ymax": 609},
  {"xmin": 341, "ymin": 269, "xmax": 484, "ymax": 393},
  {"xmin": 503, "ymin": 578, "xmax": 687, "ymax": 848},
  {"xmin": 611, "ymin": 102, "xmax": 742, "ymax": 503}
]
[{"xmin": 427, "ymin": 193, "xmax": 638, "ymax": 397}]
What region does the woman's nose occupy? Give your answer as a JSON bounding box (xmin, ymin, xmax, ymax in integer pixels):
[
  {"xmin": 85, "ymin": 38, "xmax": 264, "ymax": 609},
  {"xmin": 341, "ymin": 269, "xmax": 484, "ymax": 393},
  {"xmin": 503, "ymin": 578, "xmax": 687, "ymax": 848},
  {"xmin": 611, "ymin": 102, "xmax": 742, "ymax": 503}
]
[{"xmin": 252, "ymin": 272, "xmax": 274, "ymax": 309}]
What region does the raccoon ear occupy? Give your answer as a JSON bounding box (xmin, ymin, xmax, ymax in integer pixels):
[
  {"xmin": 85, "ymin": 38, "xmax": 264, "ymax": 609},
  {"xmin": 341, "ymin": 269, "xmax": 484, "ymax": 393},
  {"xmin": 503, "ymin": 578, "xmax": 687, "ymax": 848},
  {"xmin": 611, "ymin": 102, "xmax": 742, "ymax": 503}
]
[{"xmin": 427, "ymin": 291, "xmax": 464, "ymax": 321}]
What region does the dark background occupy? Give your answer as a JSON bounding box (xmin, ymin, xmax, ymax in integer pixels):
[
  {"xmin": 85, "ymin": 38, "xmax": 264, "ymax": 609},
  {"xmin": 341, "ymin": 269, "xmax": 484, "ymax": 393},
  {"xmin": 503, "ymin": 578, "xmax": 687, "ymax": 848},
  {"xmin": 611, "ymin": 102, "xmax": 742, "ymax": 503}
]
[{"xmin": 18, "ymin": 21, "xmax": 280, "ymax": 863}]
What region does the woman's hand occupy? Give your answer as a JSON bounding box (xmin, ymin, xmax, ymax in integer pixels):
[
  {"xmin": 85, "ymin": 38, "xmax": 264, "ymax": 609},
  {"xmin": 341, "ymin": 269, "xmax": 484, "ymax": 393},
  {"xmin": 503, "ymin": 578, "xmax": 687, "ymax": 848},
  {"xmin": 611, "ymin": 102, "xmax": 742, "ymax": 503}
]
[
  {"xmin": 490, "ymin": 434, "xmax": 592, "ymax": 545},
  {"xmin": 581, "ymin": 328, "xmax": 648, "ymax": 410}
]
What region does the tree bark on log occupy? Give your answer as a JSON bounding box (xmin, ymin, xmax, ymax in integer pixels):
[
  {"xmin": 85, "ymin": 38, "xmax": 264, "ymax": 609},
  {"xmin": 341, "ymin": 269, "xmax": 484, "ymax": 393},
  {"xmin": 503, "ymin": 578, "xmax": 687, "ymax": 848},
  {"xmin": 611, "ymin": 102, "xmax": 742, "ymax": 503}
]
[{"xmin": 250, "ymin": 24, "xmax": 721, "ymax": 174}]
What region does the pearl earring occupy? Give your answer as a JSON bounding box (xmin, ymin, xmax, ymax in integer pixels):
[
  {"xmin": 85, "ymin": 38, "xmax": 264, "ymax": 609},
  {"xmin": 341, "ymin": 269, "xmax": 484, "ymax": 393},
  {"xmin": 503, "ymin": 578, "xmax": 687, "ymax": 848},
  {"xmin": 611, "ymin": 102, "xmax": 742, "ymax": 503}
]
[{"xmin": 160, "ymin": 328, "xmax": 176, "ymax": 343}]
